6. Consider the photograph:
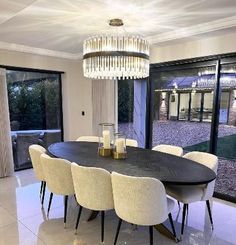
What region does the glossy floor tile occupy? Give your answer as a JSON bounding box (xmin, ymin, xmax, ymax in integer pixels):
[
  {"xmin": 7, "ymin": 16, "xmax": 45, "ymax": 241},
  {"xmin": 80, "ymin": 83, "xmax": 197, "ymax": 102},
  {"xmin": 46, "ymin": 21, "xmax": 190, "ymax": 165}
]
[{"xmin": 0, "ymin": 169, "xmax": 235, "ymax": 245}]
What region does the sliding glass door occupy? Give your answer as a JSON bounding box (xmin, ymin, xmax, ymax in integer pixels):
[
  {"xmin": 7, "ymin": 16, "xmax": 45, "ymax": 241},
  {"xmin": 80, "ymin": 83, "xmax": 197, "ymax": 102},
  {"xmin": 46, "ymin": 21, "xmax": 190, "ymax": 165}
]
[
  {"xmin": 190, "ymin": 92, "xmax": 201, "ymax": 121},
  {"xmin": 7, "ymin": 69, "xmax": 63, "ymax": 171},
  {"xmin": 216, "ymin": 62, "xmax": 236, "ymax": 200},
  {"xmin": 150, "ymin": 55, "xmax": 236, "ymax": 202}
]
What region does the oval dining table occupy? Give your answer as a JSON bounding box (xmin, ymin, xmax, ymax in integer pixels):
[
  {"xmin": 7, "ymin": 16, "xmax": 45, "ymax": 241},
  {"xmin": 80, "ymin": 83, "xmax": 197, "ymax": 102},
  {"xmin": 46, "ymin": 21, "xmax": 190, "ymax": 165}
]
[{"xmin": 48, "ymin": 141, "xmax": 216, "ymax": 242}]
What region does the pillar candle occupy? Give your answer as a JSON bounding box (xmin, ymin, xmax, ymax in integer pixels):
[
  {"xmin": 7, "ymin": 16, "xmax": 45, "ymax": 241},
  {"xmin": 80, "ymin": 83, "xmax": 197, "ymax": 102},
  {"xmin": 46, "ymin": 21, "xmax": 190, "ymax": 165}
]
[
  {"xmin": 103, "ymin": 130, "xmax": 110, "ymax": 149},
  {"xmin": 116, "ymin": 138, "xmax": 125, "ymax": 153}
]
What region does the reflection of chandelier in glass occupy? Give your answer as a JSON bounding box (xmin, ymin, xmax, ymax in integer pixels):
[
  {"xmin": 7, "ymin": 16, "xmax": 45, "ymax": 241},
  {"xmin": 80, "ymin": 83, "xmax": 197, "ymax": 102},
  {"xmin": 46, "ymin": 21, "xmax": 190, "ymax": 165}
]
[{"xmin": 83, "ymin": 19, "xmax": 149, "ymax": 80}]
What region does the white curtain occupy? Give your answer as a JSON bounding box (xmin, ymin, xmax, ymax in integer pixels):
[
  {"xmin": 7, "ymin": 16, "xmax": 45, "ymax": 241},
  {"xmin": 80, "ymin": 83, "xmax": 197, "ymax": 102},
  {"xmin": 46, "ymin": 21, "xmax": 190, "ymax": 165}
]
[
  {"xmin": 0, "ymin": 68, "xmax": 14, "ymax": 177},
  {"xmin": 92, "ymin": 79, "xmax": 117, "ymax": 135}
]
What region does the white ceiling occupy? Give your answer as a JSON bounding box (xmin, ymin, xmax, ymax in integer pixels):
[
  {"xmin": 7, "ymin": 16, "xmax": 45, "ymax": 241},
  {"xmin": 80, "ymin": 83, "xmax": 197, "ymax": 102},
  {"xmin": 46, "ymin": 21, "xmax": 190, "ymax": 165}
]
[{"xmin": 0, "ymin": 0, "xmax": 236, "ymax": 59}]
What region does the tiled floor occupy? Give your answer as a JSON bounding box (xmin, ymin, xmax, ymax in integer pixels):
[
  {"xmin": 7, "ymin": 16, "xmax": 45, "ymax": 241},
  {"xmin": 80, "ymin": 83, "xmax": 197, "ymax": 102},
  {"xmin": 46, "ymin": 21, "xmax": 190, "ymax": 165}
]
[{"xmin": 0, "ymin": 169, "xmax": 235, "ymax": 245}]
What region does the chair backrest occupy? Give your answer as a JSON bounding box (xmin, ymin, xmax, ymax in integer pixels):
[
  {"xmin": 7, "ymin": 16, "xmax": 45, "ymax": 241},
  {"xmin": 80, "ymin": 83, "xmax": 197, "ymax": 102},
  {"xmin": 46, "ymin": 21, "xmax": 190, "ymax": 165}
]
[
  {"xmin": 71, "ymin": 163, "xmax": 114, "ymax": 211},
  {"xmin": 76, "ymin": 136, "xmax": 100, "ymax": 143},
  {"xmin": 111, "ymin": 172, "xmax": 169, "ymax": 226},
  {"xmin": 152, "ymin": 144, "xmax": 183, "ymax": 157},
  {"xmin": 29, "ymin": 144, "xmax": 46, "ymax": 181},
  {"xmin": 40, "ymin": 154, "xmax": 74, "ymax": 195},
  {"xmin": 126, "ymin": 139, "xmax": 138, "ymax": 147},
  {"xmin": 183, "ymin": 151, "xmax": 218, "ymax": 200}
]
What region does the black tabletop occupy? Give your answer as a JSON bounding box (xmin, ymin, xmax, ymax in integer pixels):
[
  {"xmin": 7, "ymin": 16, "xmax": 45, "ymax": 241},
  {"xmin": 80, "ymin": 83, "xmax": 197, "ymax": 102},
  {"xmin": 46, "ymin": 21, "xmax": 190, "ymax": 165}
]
[{"xmin": 48, "ymin": 141, "xmax": 216, "ymax": 185}]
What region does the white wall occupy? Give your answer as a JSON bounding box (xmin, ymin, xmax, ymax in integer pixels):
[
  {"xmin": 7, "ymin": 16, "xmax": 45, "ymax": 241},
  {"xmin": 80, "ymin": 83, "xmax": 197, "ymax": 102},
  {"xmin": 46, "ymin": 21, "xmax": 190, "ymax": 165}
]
[
  {"xmin": 150, "ymin": 32, "xmax": 236, "ymax": 63},
  {"xmin": 0, "ymin": 49, "xmax": 93, "ymax": 140}
]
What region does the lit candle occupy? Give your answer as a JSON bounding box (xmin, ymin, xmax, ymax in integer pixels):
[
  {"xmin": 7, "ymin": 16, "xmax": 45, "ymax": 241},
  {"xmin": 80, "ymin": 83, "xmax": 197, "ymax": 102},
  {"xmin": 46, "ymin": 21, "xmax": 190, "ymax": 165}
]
[
  {"xmin": 103, "ymin": 130, "xmax": 110, "ymax": 149},
  {"xmin": 116, "ymin": 138, "xmax": 125, "ymax": 153}
]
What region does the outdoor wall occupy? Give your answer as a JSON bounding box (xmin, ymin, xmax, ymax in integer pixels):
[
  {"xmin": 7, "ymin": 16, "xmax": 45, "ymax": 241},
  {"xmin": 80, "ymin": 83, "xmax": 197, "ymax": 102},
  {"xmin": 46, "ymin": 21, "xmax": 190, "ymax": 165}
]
[
  {"xmin": 0, "ymin": 49, "xmax": 93, "ymax": 141},
  {"xmin": 150, "ymin": 32, "xmax": 236, "ymax": 63}
]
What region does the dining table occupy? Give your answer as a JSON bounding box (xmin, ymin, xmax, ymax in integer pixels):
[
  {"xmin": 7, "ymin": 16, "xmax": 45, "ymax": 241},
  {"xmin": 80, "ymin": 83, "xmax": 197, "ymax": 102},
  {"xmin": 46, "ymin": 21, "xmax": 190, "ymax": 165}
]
[{"xmin": 48, "ymin": 141, "xmax": 216, "ymax": 242}]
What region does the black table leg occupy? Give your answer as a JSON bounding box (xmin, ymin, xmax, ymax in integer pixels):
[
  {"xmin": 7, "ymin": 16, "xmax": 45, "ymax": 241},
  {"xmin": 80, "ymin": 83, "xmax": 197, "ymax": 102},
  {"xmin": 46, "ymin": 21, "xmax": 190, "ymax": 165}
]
[
  {"xmin": 154, "ymin": 223, "xmax": 179, "ymax": 243},
  {"xmin": 87, "ymin": 211, "xmax": 99, "ymax": 221}
]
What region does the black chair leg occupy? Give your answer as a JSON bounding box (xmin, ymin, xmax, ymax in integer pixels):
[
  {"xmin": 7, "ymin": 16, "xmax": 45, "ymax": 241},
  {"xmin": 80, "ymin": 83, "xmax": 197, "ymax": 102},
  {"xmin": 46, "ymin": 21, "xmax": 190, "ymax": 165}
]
[
  {"xmin": 101, "ymin": 211, "xmax": 105, "ymax": 243},
  {"xmin": 168, "ymin": 213, "xmax": 177, "ymax": 241},
  {"xmin": 64, "ymin": 195, "xmax": 68, "ymax": 228},
  {"xmin": 177, "ymin": 201, "xmax": 180, "ymax": 208},
  {"xmin": 41, "ymin": 181, "xmax": 46, "ymax": 206},
  {"xmin": 114, "ymin": 218, "xmax": 122, "ymax": 245},
  {"xmin": 181, "ymin": 203, "xmax": 187, "ymax": 239},
  {"xmin": 47, "ymin": 192, "xmax": 53, "ymax": 217},
  {"xmin": 40, "ymin": 181, "xmax": 43, "ymax": 197},
  {"xmin": 75, "ymin": 205, "xmax": 83, "ymax": 234},
  {"xmin": 206, "ymin": 200, "xmax": 214, "ymax": 230},
  {"xmin": 149, "ymin": 226, "xmax": 153, "ymax": 245}
]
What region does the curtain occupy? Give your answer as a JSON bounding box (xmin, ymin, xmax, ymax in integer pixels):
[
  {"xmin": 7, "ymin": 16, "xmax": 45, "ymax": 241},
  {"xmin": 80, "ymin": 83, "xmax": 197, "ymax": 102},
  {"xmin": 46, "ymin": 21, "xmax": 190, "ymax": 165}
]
[
  {"xmin": 92, "ymin": 79, "xmax": 116, "ymax": 135},
  {"xmin": 0, "ymin": 68, "xmax": 14, "ymax": 177}
]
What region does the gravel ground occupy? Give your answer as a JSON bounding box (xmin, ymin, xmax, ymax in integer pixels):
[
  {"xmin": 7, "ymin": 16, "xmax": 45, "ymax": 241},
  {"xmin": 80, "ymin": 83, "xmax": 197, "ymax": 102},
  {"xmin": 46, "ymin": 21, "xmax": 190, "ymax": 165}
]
[
  {"xmin": 118, "ymin": 121, "xmax": 236, "ymax": 199},
  {"xmin": 216, "ymin": 158, "xmax": 236, "ymax": 198},
  {"xmin": 152, "ymin": 120, "xmax": 236, "ymax": 147}
]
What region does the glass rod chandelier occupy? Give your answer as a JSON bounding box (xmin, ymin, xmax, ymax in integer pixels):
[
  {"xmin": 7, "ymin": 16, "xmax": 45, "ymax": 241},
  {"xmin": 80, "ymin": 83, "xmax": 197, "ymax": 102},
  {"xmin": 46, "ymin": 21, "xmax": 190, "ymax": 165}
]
[{"xmin": 83, "ymin": 19, "xmax": 149, "ymax": 80}]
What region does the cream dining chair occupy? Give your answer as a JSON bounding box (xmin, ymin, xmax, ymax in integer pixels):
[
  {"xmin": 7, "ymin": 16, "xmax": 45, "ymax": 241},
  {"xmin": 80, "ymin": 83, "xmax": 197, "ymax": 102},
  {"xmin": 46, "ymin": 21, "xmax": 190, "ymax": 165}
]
[
  {"xmin": 29, "ymin": 144, "xmax": 47, "ymax": 206},
  {"xmin": 152, "ymin": 144, "xmax": 183, "ymax": 157},
  {"xmin": 165, "ymin": 151, "xmax": 218, "ymax": 238},
  {"xmin": 126, "ymin": 139, "xmax": 138, "ymax": 147},
  {"xmin": 111, "ymin": 172, "xmax": 176, "ymax": 245},
  {"xmin": 76, "ymin": 136, "xmax": 100, "ymax": 142},
  {"xmin": 71, "ymin": 163, "xmax": 114, "ymax": 243},
  {"xmin": 40, "ymin": 153, "xmax": 75, "ymax": 228}
]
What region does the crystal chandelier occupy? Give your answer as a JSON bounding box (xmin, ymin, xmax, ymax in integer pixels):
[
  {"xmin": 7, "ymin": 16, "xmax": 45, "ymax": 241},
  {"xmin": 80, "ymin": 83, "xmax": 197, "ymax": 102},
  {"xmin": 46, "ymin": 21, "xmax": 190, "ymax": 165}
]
[{"xmin": 83, "ymin": 19, "xmax": 149, "ymax": 80}]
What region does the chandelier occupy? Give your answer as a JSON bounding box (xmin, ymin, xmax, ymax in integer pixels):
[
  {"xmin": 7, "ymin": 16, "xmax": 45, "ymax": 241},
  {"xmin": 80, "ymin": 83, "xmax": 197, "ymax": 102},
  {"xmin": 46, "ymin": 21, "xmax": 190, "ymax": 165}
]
[{"xmin": 83, "ymin": 19, "xmax": 149, "ymax": 80}]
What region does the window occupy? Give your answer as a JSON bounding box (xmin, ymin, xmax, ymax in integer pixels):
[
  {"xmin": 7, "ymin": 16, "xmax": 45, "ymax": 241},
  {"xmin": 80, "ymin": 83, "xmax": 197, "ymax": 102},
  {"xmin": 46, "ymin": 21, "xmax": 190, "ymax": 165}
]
[{"xmin": 7, "ymin": 69, "xmax": 63, "ymax": 171}]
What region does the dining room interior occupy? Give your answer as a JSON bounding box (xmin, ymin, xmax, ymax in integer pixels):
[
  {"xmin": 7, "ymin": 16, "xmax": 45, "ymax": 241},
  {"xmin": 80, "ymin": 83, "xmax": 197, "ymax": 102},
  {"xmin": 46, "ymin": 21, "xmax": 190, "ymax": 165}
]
[{"xmin": 0, "ymin": 1, "xmax": 236, "ymax": 245}]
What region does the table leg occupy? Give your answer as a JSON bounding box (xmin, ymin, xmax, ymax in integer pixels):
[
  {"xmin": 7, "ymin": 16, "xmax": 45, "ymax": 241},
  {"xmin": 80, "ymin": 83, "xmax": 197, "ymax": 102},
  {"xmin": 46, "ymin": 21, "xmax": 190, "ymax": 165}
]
[
  {"xmin": 87, "ymin": 211, "xmax": 99, "ymax": 221},
  {"xmin": 154, "ymin": 224, "xmax": 179, "ymax": 243}
]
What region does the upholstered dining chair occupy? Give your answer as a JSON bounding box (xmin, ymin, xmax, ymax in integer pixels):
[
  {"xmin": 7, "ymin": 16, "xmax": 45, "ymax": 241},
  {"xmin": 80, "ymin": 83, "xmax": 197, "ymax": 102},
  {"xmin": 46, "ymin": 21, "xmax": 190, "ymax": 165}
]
[
  {"xmin": 71, "ymin": 163, "xmax": 114, "ymax": 243},
  {"xmin": 111, "ymin": 172, "xmax": 176, "ymax": 245},
  {"xmin": 152, "ymin": 144, "xmax": 183, "ymax": 157},
  {"xmin": 29, "ymin": 144, "xmax": 47, "ymax": 206},
  {"xmin": 126, "ymin": 139, "xmax": 138, "ymax": 147},
  {"xmin": 165, "ymin": 151, "xmax": 218, "ymax": 239},
  {"xmin": 40, "ymin": 153, "xmax": 75, "ymax": 228},
  {"xmin": 76, "ymin": 136, "xmax": 100, "ymax": 142}
]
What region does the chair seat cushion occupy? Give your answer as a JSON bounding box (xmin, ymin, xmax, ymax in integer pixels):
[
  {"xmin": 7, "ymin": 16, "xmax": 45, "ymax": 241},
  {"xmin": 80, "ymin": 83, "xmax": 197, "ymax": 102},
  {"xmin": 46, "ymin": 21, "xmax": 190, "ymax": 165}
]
[{"xmin": 166, "ymin": 185, "xmax": 205, "ymax": 204}]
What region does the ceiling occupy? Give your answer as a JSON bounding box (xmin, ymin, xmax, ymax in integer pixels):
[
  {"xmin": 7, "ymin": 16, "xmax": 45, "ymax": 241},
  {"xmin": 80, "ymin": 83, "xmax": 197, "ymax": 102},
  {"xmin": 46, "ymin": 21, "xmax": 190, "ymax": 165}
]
[{"xmin": 0, "ymin": 0, "xmax": 236, "ymax": 59}]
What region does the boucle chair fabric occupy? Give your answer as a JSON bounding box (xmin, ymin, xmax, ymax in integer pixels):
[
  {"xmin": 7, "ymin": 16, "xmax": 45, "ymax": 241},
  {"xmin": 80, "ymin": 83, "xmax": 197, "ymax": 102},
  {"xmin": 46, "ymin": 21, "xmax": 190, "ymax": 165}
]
[
  {"xmin": 76, "ymin": 136, "xmax": 100, "ymax": 143},
  {"xmin": 71, "ymin": 163, "xmax": 114, "ymax": 243},
  {"xmin": 111, "ymin": 172, "xmax": 174, "ymax": 226},
  {"xmin": 71, "ymin": 163, "xmax": 114, "ymax": 211},
  {"xmin": 126, "ymin": 139, "xmax": 138, "ymax": 147},
  {"xmin": 40, "ymin": 153, "xmax": 74, "ymax": 196},
  {"xmin": 183, "ymin": 151, "xmax": 218, "ymax": 201},
  {"xmin": 152, "ymin": 144, "xmax": 183, "ymax": 157},
  {"xmin": 166, "ymin": 151, "xmax": 218, "ymax": 203},
  {"xmin": 29, "ymin": 145, "xmax": 46, "ymax": 181},
  {"xmin": 166, "ymin": 151, "xmax": 218, "ymax": 237}
]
